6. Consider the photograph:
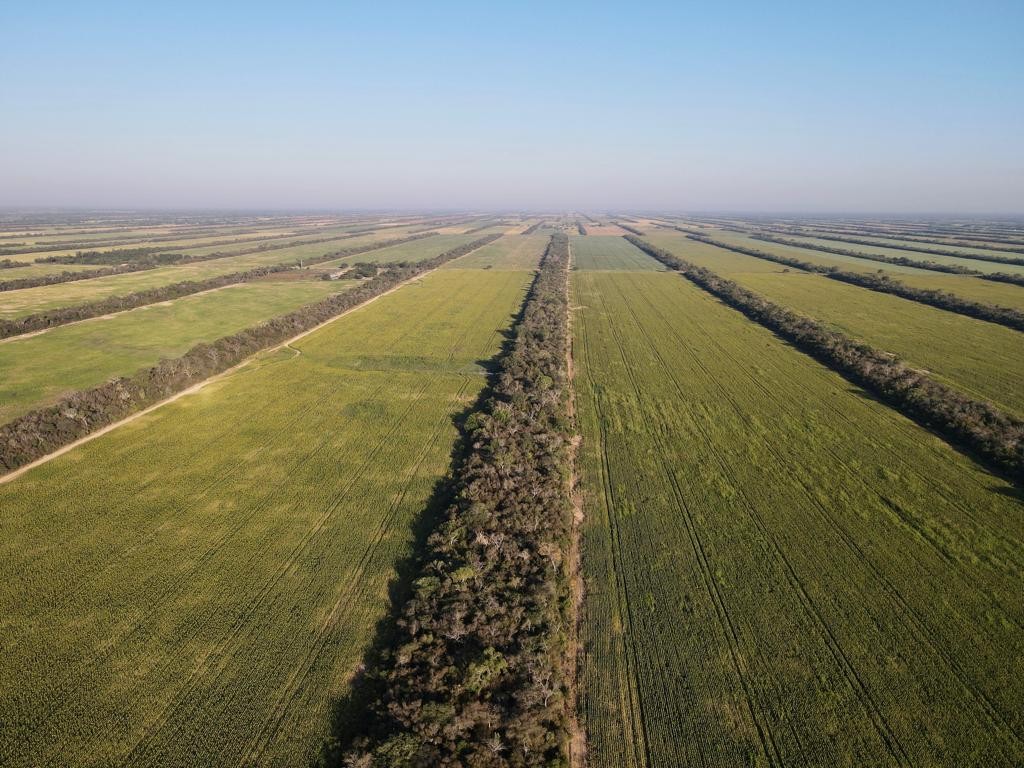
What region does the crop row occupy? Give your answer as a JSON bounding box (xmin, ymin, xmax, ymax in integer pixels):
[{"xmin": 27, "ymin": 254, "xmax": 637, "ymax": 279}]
[
  {"xmin": 0, "ymin": 234, "xmax": 501, "ymax": 473},
  {"xmin": 0, "ymin": 233, "xmax": 439, "ymax": 339},
  {"xmin": 688, "ymin": 233, "xmax": 1024, "ymax": 332},
  {"xmin": 344, "ymin": 233, "xmax": 575, "ymax": 766},
  {"xmin": 626, "ymin": 235, "xmax": 1024, "ymax": 482}
]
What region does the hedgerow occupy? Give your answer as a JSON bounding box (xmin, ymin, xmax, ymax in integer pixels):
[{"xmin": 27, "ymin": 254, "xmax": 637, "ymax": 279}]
[
  {"xmin": 0, "ymin": 233, "xmax": 439, "ymax": 339},
  {"xmin": 341, "ymin": 233, "xmax": 575, "ymax": 767},
  {"xmin": 0, "ymin": 234, "xmax": 500, "ymax": 472},
  {"xmin": 688, "ymin": 234, "xmax": 1024, "ymax": 332},
  {"xmin": 626, "ymin": 235, "xmax": 1024, "ymax": 482}
]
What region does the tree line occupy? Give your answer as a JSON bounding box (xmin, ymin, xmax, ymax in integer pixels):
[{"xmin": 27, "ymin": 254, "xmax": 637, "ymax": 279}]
[
  {"xmin": 688, "ymin": 234, "xmax": 1024, "ymax": 333},
  {"xmin": 625, "ymin": 235, "xmax": 1024, "ymax": 482},
  {"xmin": 521, "ymin": 221, "xmax": 544, "ymax": 235},
  {"xmin": 338, "ymin": 233, "xmax": 575, "ymax": 767},
  {"xmin": 0, "ymin": 234, "xmax": 502, "ymax": 473},
  {"xmin": 0, "ymin": 233, "xmax": 440, "ymax": 340},
  {"xmin": 767, "ymin": 224, "xmax": 1024, "ymax": 253},
  {"xmin": 751, "ymin": 233, "xmax": 1024, "ymax": 287},
  {"xmin": 576, "ymin": 221, "xmax": 587, "ymax": 235},
  {"xmin": 765, "ymin": 228, "xmax": 1024, "ymax": 266},
  {"xmin": 615, "ymin": 222, "xmax": 645, "ymax": 236},
  {"xmin": 0, "ymin": 227, "xmax": 430, "ymax": 291}
]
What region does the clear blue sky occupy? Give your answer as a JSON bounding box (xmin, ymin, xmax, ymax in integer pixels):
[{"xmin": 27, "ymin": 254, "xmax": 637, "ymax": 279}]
[{"xmin": 2, "ymin": 1, "xmax": 1021, "ymax": 212}]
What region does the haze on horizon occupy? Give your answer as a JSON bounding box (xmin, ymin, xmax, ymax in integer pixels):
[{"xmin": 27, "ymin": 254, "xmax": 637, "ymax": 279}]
[{"xmin": 2, "ymin": 1, "xmax": 1021, "ymax": 214}]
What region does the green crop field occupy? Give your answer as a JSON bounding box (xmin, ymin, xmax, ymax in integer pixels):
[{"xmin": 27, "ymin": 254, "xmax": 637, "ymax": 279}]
[
  {"xmin": 0, "ymin": 266, "xmax": 532, "ymax": 768},
  {"xmin": 2, "ymin": 210, "xmax": 1022, "ymax": 768},
  {"xmin": 0, "ymin": 229, "xmax": 454, "ymax": 319},
  {"xmin": 570, "ymin": 235, "xmax": 665, "ymax": 270},
  {"xmin": 646, "ymin": 233, "xmax": 1024, "ymax": 417},
  {"xmin": 442, "ymin": 233, "xmax": 547, "ymax": 270},
  {"xmin": 572, "ymin": 266, "xmax": 1024, "ymax": 767},
  {"xmin": 0, "ymin": 279, "xmax": 356, "ymax": 423}
]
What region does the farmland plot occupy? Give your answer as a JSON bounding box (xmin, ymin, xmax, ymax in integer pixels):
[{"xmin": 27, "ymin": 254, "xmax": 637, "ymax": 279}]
[
  {"xmin": 0, "ymin": 267, "xmax": 533, "ymax": 767},
  {"xmin": 573, "ymin": 268, "xmax": 1024, "ymax": 767},
  {"xmin": 441, "ymin": 233, "xmax": 547, "ymax": 270},
  {"xmin": 570, "ymin": 235, "xmax": 665, "ymax": 270},
  {"xmin": 0, "ymin": 230, "xmax": 456, "ymax": 319},
  {"xmin": 0, "ymin": 279, "xmax": 354, "ymax": 423},
  {"xmin": 644, "ymin": 233, "xmax": 1024, "ymax": 418}
]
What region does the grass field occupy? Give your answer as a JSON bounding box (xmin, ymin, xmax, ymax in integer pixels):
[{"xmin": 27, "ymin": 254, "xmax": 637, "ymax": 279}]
[
  {"xmin": 712, "ymin": 229, "xmax": 1024, "ymax": 278},
  {"xmin": 572, "ymin": 267, "xmax": 1024, "ymax": 767},
  {"xmin": 0, "ymin": 279, "xmax": 357, "ymax": 423},
  {"xmin": 442, "ymin": 233, "xmax": 547, "ymax": 270},
  {"xmin": 646, "ymin": 233, "xmax": 1024, "ymax": 417},
  {"xmin": 0, "ymin": 231, "xmax": 460, "ymax": 319},
  {"xmin": 0, "ymin": 266, "xmax": 534, "ymax": 768},
  {"xmin": 570, "ymin": 235, "xmax": 665, "ymax": 270}
]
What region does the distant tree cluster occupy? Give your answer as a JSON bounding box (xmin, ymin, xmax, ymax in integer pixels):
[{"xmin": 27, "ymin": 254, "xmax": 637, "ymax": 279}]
[
  {"xmin": 0, "ymin": 233, "xmax": 439, "ymax": 339},
  {"xmin": 0, "ymin": 234, "xmax": 502, "ymax": 472},
  {"xmin": 689, "ymin": 234, "xmax": 1024, "ymax": 333},
  {"xmin": 576, "ymin": 221, "xmax": 587, "ymax": 236},
  {"xmin": 0, "ymin": 259, "xmax": 24, "ymax": 269},
  {"xmin": 341, "ymin": 233, "xmax": 575, "ymax": 767},
  {"xmin": 626, "ymin": 235, "xmax": 1024, "ymax": 482}
]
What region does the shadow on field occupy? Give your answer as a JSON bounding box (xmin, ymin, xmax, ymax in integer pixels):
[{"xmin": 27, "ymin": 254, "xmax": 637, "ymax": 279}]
[{"xmin": 313, "ymin": 310, "xmax": 525, "ymax": 766}]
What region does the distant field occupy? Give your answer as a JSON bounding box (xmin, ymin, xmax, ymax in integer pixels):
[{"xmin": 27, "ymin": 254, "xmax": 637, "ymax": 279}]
[
  {"xmin": 570, "ymin": 235, "xmax": 664, "ymax": 270},
  {"xmin": 0, "ymin": 279, "xmax": 354, "ymax": 423},
  {"xmin": 443, "ymin": 233, "xmax": 547, "ymax": 270},
  {"xmin": 708, "ymin": 229, "xmax": 1024, "ymax": 277},
  {"xmin": 573, "ymin": 268, "xmax": 1024, "ymax": 767},
  {"xmin": 646, "ymin": 233, "xmax": 1024, "ymax": 417},
  {"xmin": 0, "ymin": 229, "xmax": 438, "ymax": 319},
  {"xmin": 0, "ymin": 266, "xmax": 533, "ymax": 768}
]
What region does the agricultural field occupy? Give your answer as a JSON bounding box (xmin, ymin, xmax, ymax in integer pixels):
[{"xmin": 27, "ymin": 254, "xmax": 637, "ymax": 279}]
[
  {"xmin": 0, "ymin": 264, "xmax": 533, "ymax": 767},
  {"xmin": 0, "ymin": 228, "xmax": 458, "ymax": 319},
  {"xmin": 570, "ymin": 235, "xmax": 665, "ymax": 270},
  {"xmin": 645, "ymin": 232, "xmax": 1024, "ymax": 417},
  {"xmin": 572, "ymin": 265, "xmax": 1023, "ymax": 767},
  {"xmin": 441, "ymin": 233, "xmax": 547, "ymax": 270},
  {"xmin": 1, "ymin": 210, "xmax": 1022, "ymax": 768},
  {"xmin": 0, "ymin": 278, "xmax": 355, "ymax": 422}
]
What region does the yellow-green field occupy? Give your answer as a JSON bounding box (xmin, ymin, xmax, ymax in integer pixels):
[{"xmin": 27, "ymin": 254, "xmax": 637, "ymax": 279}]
[
  {"xmin": 646, "ymin": 233, "xmax": 1024, "ymax": 417},
  {"xmin": 0, "ymin": 279, "xmax": 356, "ymax": 423},
  {"xmin": 573, "ymin": 266, "xmax": 1024, "ymax": 767},
  {"xmin": 0, "ymin": 266, "xmax": 533, "ymax": 768}
]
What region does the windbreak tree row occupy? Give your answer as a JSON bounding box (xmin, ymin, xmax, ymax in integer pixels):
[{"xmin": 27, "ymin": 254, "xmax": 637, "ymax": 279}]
[
  {"xmin": 751, "ymin": 233, "xmax": 1024, "ymax": 286},
  {"xmin": 342, "ymin": 233, "xmax": 575, "ymax": 767},
  {"xmin": 0, "ymin": 228, "xmax": 428, "ymax": 291},
  {"xmin": 0, "ymin": 234, "xmax": 502, "ymax": 473},
  {"xmin": 763, "ymin": 228, "xmax": 1024, "ymax": 264},
  {"xmin": 689, "ymin": 234, "xmax": 1024, "ymax": 332},
  {"xmin": 0, "ymin": 233, "xmax": 440, "ymax": 339},
  {"xmin": 626, "ymin": 235, "xmax": 1024, "ymax": 482}
]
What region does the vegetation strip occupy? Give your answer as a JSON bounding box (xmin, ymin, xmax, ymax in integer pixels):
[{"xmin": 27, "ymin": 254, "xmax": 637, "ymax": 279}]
[
  {"xmin": 0, "ymin": 227, "xmax": 423, "ymax": 291},
  {"xmin": 626, "ymin": 236, "xmax": 1024, "ymax": 482},
  {"xmin": 752, "ymin": 233, "xmax": 1024, "ymax": 286},
  {"xmin": 0, "ymin": 234, "xmax": 500, "ymax": 473},
  {"xmin": 769, "ymin": 225, "xmax": 1024, "ymax": 253},
  {"xmin": 765, "ymin": 229, "xmax": 1024, "ymax": 265},
  {"xmin": 343, "ymin": 233, "xmax": 576, "ymax": 765},
  {"xmin": 0, "ymin": 233, "xmax": 439, "ymax": 340},
  {"xmin": 687, "ymin": 234, "xmax": 1024, "ymax": 332}
]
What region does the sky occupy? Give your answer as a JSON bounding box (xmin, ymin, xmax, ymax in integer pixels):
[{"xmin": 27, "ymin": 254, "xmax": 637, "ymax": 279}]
[{"xmin": 1, "ymin": 1, "xmax": 1022, "ymax": 213}]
